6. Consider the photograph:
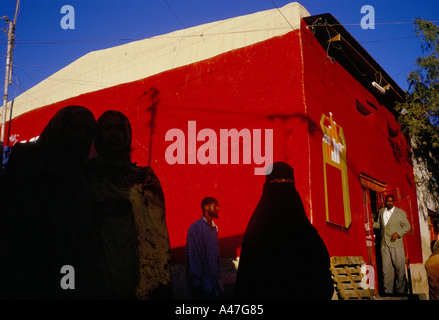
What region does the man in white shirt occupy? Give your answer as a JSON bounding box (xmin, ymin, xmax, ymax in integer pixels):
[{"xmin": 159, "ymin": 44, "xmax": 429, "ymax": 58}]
[{"xmin": 374, "ymin": 194, "xmax": 411, "ymax": 296}]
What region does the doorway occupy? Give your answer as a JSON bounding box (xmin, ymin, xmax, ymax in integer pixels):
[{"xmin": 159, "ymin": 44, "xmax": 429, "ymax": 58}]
[
  {"xmin": 362, "ymin": 187, "xmax": 383, "ymax": 293},
  {"xmin": 361, "ymin": 175, "xmax": 415, "ymax": 295},
  {"xmin": 360, "ymin": 174, "xmax": 386, "ymax": 294}
]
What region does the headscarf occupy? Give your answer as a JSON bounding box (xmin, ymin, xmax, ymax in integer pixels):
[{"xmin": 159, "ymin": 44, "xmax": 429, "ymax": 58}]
[
  {"xmin": 234, "ymin": 162, "xmax": 333, "ymax": 300},
  {"xmin": 2, "ymin": 105, "xmax": 95, "ymax": 177},
  {"xmin": 36, "ymin": 105, "xmax": 96, "ymax": 164}
]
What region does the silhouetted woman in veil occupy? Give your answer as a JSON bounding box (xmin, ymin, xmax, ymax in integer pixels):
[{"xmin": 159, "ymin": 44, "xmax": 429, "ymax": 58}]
[
  {"xmin": 234, "ymin": 162, "xmax": 333, "ymax": 300},
  {"xmin": 0, "ymin": 105, "xmax": 98, "ymax": 299},
  {"xmin": 86, "ymin": 110, "xmax": 171, "ymax": 299}
]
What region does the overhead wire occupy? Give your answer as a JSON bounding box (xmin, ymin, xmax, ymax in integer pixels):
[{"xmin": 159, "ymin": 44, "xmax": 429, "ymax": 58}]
[
  {"xmin": 392, "ymin": 63, "xmax": 417, "ymax": 79},
  {"xmin": 270, "ymin": 0, "xmax": 295, "ymax": 29},
  {"xmin": 164, "ymin": 0, "xmax": 185, "ymax": 28},
  {"xmin": 361, "ymin": 36, "xmax": 418, "ymax": 44},
  {"xmin": 4, "ymin": 3, "xmax": 431, "ymax": 107},
  {"xmin": 0, "ymin": 27, "xmax": 295, "ymax": 45},
  {"xmin": 0, "ymin": 28, "xmax": 429, "ymax": 46},
  {"xmin": 1, "ymin": 5, "xmax": 435, "ymax": 46},
  {"xmin": 163, "ymin": 0, "xmax": 185, "ymax": 69},
  {"xmin": 320, "ymin": 20, "xmax": 439, "ymax": 27}
]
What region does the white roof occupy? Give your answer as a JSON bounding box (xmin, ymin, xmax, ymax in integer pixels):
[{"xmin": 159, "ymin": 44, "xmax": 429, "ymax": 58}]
[{"xmin": 4, "ymin": 2, "xmax": 310, "ymax": 120}]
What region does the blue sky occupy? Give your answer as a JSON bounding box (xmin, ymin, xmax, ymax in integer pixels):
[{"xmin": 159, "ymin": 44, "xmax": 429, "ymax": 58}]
[{"xmin": 1, "ymin": 0, "xmax": 438, "ymax": 100}]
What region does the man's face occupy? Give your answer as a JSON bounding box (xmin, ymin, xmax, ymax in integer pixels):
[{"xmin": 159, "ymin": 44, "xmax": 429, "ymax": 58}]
[
  {"xmin": 385, "ymin": 197, "xmax": 394, "ymax": 210},
  {"xmin": 205, "ymin": 202, "xmax": 220, "ymax": 219}
]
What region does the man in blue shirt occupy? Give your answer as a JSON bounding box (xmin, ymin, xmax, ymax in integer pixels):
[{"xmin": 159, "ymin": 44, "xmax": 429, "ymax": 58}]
[{"xmin": 186, "ymin": 197, "xmax": 224, "ymax": 299}]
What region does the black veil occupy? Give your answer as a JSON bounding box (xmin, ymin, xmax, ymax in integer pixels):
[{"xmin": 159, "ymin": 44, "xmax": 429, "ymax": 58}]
[{"xmin": 234, "ymin": 162, "xmax": 334, "ymax": 300}]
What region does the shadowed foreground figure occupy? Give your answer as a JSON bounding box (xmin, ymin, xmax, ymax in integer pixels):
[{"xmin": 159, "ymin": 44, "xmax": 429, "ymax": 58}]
[
  {"xmin": 86, "ymin": 110, "xmax": 172, "ymax": 299},
  {"xmin": 0, "ymin": 105, "xmax": 99, "ymax": 299},
  {"xmin": 234, "ymin": 162, "xmax": 334, "ymax": 300}
]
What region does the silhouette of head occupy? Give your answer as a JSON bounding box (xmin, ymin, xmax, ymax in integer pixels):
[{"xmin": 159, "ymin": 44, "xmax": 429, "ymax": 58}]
[
  {"xmin": 38, "ymin": 105, "xmax": 96, "ymax": 163},
  {"xmin": 94, "ymin": 110, "xmax": 132, "ymax": 161}
]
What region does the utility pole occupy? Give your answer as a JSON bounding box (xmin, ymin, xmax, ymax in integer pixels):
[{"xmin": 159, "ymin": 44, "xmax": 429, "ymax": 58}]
[{"xmin": 1, "ymin": 0, "xmax": 20, "ymax": 171}]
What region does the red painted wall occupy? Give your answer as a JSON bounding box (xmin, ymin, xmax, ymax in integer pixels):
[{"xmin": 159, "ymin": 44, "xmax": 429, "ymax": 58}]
[
  {"xmin": 3, "ymin": 23, "xmax": 422, "ymax": 265},
  {"xmin": 300, "ymin": 20, "xmax": 422, "ymax": 264}
]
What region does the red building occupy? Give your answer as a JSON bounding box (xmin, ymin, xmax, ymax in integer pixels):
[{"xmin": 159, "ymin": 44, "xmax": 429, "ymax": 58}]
[{"xmin": 0, "ymin": 3, "xmax": 428, "ymax": 296}]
